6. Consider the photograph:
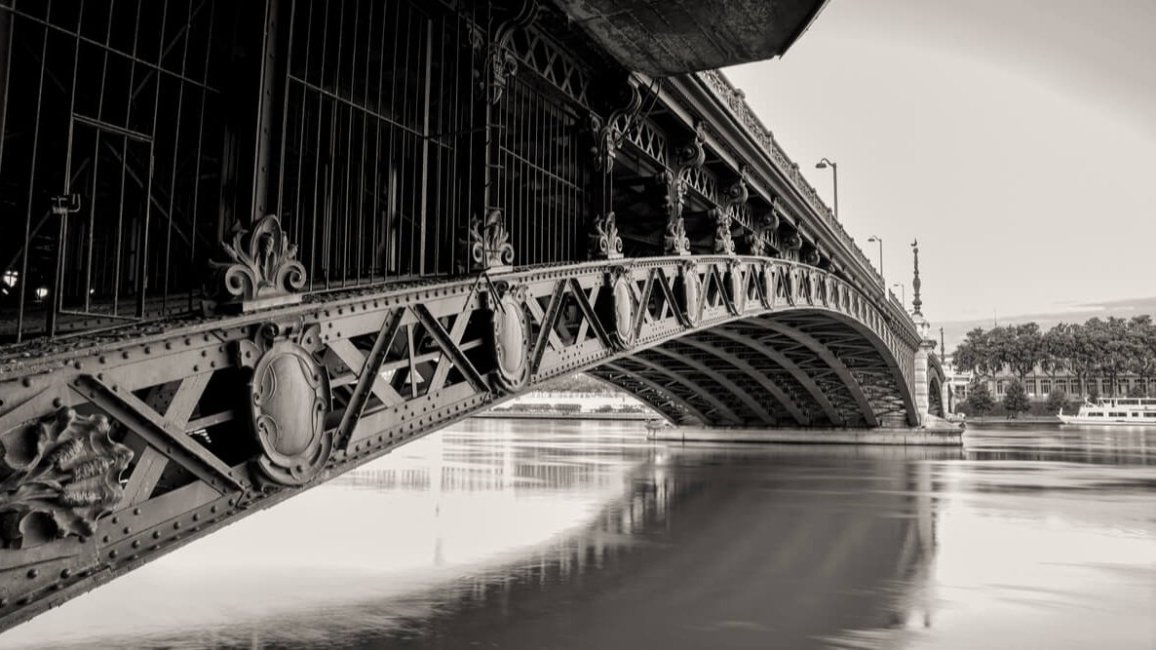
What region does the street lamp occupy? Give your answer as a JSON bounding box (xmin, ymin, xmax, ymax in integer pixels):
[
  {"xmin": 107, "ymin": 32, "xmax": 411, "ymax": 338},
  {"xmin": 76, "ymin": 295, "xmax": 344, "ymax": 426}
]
[
  {"xmin": 815, "ymin": 158, "xmax": 838, "ymax": 219},
  {"xmin": 892, "ymin": 282, "xmax": 905, "ymax": 309},
  {"xmin": 866, "ymin": 235, "xmax": 883, "ymax": 284}
]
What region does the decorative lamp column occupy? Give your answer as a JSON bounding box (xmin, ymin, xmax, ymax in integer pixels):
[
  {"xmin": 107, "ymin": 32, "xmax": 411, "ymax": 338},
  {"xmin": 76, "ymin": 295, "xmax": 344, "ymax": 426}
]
[{"xmin": 910, "ymin": 238, "xmax": 936, "ymax": 423}]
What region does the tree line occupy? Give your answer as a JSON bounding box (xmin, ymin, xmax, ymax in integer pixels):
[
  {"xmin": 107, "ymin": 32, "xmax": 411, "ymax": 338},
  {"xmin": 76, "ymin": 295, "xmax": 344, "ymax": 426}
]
[{"xmin": 952, "ymin": 316, "xmax": 1156, "ymax": 416}]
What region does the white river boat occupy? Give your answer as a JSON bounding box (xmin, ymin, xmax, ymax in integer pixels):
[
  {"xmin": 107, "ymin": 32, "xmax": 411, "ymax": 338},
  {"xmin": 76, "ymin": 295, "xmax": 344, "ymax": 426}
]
[{"xmin": 1057, "ymin": 397, "xmax": 1156, "ymax": 426}]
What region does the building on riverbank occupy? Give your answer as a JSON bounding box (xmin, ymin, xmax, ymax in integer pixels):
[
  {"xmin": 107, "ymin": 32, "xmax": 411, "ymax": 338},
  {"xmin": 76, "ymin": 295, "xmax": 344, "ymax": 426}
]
[{"xmin": 944, "ymin": 364, "xmax": 1153, "ymax": 410}]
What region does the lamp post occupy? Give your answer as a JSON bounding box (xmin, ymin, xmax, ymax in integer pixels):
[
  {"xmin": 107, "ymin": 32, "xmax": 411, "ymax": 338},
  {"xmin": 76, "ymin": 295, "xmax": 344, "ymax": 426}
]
[
  {"xmin": 815, "ymin": 158, "xmax": 838, "ymax": 219},
  {"xmin": 892, "ymin": 282, "xmax": 905, "ymax": 309},
  {"xmin": 866, "ymin": 235, "xmax": 883, "ymax": 285}
]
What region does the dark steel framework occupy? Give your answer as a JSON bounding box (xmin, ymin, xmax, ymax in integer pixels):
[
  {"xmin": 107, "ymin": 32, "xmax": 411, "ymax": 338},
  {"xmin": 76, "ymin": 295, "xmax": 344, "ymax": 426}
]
[{"xmin": 0, "ymin": 0, "xmax": 936, "ymax": 630}]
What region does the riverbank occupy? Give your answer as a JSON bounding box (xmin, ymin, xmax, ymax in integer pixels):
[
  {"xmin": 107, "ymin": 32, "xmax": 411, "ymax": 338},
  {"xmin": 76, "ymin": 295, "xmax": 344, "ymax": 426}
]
[
  {"xmin": 966, "ymin": 415, "xmax": 1060, "ymax": 425},
  {"xmin": 473, "ymin": 410, "xmax": 651, "ymax": 421}
]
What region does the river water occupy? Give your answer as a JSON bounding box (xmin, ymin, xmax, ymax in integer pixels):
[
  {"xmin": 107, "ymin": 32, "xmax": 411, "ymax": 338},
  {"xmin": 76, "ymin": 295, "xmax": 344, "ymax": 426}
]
[{"xmin": 1, "ymin": 420, "xmax": 1153, "ymax": 649}]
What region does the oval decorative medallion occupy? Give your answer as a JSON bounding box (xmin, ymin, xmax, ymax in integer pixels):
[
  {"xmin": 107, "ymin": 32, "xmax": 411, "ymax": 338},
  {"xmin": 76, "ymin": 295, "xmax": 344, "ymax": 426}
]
[
  {"xmin": 726, "ymin": 263, "xmax": 745, "ymax": 313},
  {"xmin": 762, "ymin": 263, "xmax": 775, "ymax": 308},
  {"xmin": 679, "ymin": 264, "xmax": 703, "ymax": 327},
  {"xmin": 248, "ymin": 339, "xmax": 332, "ymax": 486},
  {"xmin": 490, "ymin": 289, "xmax": 531, "ymax": 393},
  {"xmin": 611, "ymin": 272, "xmax": 636, "ymax": 348}
]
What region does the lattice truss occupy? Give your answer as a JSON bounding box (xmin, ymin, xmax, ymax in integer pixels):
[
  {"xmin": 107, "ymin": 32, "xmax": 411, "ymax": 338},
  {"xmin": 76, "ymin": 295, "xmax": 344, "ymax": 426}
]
[{"xmin": 0, "ymin": 255, "xmax": 919, "ymax": 628}]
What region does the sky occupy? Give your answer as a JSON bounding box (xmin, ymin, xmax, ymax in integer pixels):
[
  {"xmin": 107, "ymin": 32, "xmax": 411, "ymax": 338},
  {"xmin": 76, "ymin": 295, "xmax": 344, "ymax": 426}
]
[{"xmin": 723, "ymin": 0, "xmax": 1156, "ymax": 324}]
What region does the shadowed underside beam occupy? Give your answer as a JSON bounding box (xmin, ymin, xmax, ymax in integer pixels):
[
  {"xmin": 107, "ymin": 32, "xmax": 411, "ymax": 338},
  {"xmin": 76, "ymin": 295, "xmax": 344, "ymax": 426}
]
[
  {"xmin": 645, "ymin": 346, "xmax": 778, "ymax": 426},
  {"xmin": 673, "ymin": 337, "xmax": 809, "ymax": 426},
  {"xmin": 610, "ymin": 356, "xmax": 743, "ymax": 424},
  {"xmin": 739, "ymin": 318, "xmax": 880, "ymax": 427},
  {"xmin": 598, "ymin": 361, "xmax": 714, "ymax": 424},
  {"xmin": 710, "ymin": 327, "xmax": 844, "ymax": 426}
]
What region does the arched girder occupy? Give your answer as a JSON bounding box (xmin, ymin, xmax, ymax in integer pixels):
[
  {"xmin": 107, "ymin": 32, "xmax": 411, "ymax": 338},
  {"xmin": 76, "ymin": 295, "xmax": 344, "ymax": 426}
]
[
  {"xmin": 773, "ymin": 311, "xmax": 920, "ymax": 426},
  {"xmin": 710, "ymin": 326, "xmax": 845, "ymax": 426},
  {"xmin": 591, "ymin": 360, "xmax": 707, "ymax": 423},
  {"xmin": 741, "ymin": 317, "xmax": 880, "ymax": 427},
  {"xmin": 644, "ymin": 346, "xmax": 778, "ymax": 426},
  {"xmin": 611, "ymin": 356, "xmax": 745, "ymax": 425},
  {"xmin": 595, "ymin": 362, "xmax": 711, "ymax": 424},
  {"xmin": 675, "ymin": 336, "xmax": 809, "ymax": 426}
]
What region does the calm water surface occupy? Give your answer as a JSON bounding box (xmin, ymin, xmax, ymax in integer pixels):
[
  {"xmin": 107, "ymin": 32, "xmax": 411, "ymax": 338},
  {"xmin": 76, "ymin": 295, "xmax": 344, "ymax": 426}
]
[{"xmin": 1, "ymin": 420, "xmax": 1153, "ymax": 649}]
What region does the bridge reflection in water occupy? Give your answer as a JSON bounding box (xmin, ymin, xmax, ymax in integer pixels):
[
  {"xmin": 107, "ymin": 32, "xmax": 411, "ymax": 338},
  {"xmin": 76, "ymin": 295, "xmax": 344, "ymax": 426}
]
[{"xmin": 0, "ymin": 419, "xmax": 949, "ymax": 649}]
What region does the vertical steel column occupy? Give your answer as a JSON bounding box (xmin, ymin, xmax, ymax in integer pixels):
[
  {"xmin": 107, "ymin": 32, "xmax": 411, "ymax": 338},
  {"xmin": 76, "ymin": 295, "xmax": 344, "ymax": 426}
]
[{"xmin": 251, "ymin": 0, "xmax": 280, "ymax": 221}]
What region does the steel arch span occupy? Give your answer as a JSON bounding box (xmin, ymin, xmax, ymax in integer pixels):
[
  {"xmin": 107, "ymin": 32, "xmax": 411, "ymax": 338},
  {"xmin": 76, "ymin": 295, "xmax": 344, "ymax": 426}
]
[{"xmin": 0, "ymin": 255, "xmax": 923, "ymax": 627}]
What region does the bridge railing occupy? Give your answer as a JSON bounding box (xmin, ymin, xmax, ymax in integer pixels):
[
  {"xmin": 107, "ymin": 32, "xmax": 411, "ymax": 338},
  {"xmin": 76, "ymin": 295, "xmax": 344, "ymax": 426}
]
[{"xmin": 695, "ymin": 70, "xmax": 883, "ymax": 292}]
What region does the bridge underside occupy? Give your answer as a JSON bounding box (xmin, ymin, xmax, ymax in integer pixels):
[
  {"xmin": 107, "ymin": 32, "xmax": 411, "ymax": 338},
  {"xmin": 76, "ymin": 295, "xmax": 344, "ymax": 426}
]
[{"xmin": 593, "ymin": 313, "xmax": 912, "ymax": 429}]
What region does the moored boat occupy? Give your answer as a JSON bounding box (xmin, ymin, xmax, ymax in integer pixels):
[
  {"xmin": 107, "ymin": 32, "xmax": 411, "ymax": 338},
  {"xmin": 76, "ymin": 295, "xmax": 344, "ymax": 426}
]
[{"xmin": 1057, "ymin": 397, "xmax": 1156, "ymax": 425}]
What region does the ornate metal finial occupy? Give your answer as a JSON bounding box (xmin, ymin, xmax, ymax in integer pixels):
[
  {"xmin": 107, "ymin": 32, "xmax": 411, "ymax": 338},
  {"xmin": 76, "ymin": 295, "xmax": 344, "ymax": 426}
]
[
  {"xmin": 911, "ymin": 238, "xmax": 922, "ymax": 316},
  {"xmin": 469, "ymin": 208, "xmax": 515, "ymax": 271},
  {"xmin": 211, "ymin": 214, "xmax": 307, "ymax": 312},
  {"xmin": 589, "ymin": 212, "xmax": 623, "ymax": 260},
  {"xmin": 712, "ymin": 208, "xmax": 735, "ymax": 255},
  {"xmin": 664, "ymin": 212, "xmax": 690, "ymax": 256}
]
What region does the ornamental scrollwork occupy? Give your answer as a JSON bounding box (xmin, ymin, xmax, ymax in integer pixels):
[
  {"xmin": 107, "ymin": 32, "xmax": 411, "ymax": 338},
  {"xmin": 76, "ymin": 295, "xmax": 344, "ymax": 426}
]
[
  {"xmin": 664, "ymin": 214, "xmax": 690, "ymax": 256},
  {"xmin": 783, "ymin": 232, "xmax": 803, "ymax": 255},
  {"xmin": 469, "ymin": 208, "xmax": 515, "ymax": 271},
  {"xmin": 210, "ymin": 214, "xmax": 307, "ymax": 311},
  {"xmin": 590, "ymin": 84, "xmax": 641, "ymax": 173},
  {"xmin": 803, "ymin": 247, "xmax": 821, "ymax": 266},
  {"xmin": 486, "ymin": 0, "xmax": 538, "ymax": 104},
  {"xmin": 0, "ymin": 408, "xmax": 133, "ymax": 548},
  {"xmin": 661, "ymin": 121, "xmax": 705, "ymax": 256},
  {"xmin": 712, "ymin": 208, "xmax": 735, "ymax": 255},
  {"xmin": 589, "ymin": 212, "xmax": 623, "ymax": 260}
]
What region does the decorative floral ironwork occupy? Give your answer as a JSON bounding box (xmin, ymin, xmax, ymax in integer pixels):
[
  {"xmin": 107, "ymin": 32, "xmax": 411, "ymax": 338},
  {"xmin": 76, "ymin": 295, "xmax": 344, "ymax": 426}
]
[
  {"xmin": 0, "ymin": 408, "xmax": 132, "ymax": 548},
  {"xmin": 712, "ymin": 208, "xmax": 735, "ymax": 255},
  {"xmin": 783, "ymin": 232, "xmax": 803, "ymax": 254},
  {"xmin": 660, "ymin": 122, "xmax": 705, "ymax": 256},
  {"xmin": 469, "ymin": 209, "xmax": 516, "ymax": 271},
  {"xmin": 487, "ymin": 0, "xmax": 538, "ymax": 104},
  {"xmin": 664, "ymin": 213, "xmax": 690, "ymax": 256},
  {"xmin": 590, "ymin": 84, "xmax": 641, "ymax": 172},
  {"xmin": 589, "ymin": 212, "xmax": 623, "ymax": 260},
  {"xmin": 211, "ymin": 214, "xmax": 306, "ymax": 311}
]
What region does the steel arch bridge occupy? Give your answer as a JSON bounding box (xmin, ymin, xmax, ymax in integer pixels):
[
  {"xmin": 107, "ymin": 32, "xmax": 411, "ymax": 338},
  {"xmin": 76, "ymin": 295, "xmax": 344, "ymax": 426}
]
[{"xmin": 0, "ymin": 0, "xmax": 954, "ymax": 631}]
